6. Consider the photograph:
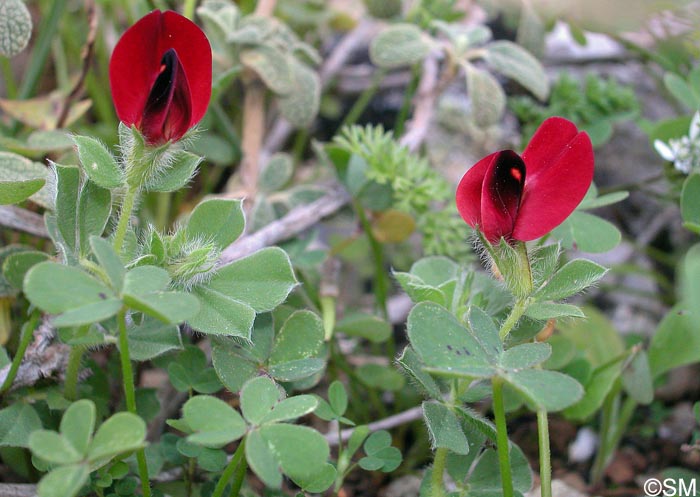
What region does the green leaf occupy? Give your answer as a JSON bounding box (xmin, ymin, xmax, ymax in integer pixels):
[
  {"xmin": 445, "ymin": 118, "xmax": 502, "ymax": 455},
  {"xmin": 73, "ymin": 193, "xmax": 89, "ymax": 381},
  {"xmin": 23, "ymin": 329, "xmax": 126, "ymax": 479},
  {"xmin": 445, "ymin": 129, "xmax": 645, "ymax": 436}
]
[
  {"xmin": 360, "ymin": 430, "xmax": 402, "ymax": 472},
  {"xmin": 53, "ymin": 164, "xmax": 80, "ymax": 256},
  {"xmin": 563, "ymin": 359, "xmax": 622, "ymax": 420},
  {"xmin": 211, "ymin": 345, "xmax": 258, "ymax": 394},
  {"xmin": 407, "ymin": 302, "xmax": 495, "ymax": 378},
  {"xmin": 525, "ymin": 302, "xmax": 585, "ymax": 320},
  {"xmin": 123, "ymin": 290, "xmax": 200, "ymax": 325},
  {"xmin": 241, "ymin": 376, "xmax": 281, "ymax": 425},
  {"xmin": 552, "ymin": 211, "xmax": 621, "ymax": 253},
  {"xmin": 294, "ymin": 463, "xmax": 336, "ymax": 493},
  {"xmin": 123, "ymin": 265, "xmax": 170, "ymax": 295},
  {"xmin": 484, "ymin": 40, "xmax": 549, "ymax": 100},
  {"xmin": 0, "ymin": 403, "xmax": 41, "ymax": 447},
  {"xmin": 183, "ymin": 395, "xmax": 246, "ymax": 448},
  {"xmin": 682, "ymin": 174, "xmax": 700, "ymax": 231},
  {"xmin": 506, "ymin": 369, "xmax": 583, "ymax": 412},
  {"xmin": 422, "ymin": 402, "xmax": 470, "ymax": 455},
  {"xmin": 260, "ymin": 153, "xmax": 294, "ymax": 192},
  {"xmin": 187, "ymin": 198, "xmax": 245, "ymax": 250},
  {"xmin": 649, "ymin": 304, "xmax": 700, "ymax": 378},
  {"xmin": 664, "ymin": 72, "xmax": 699, "ymax": 109},
  {"xmin": 87, "ymin": 412, "xmax": 146, "ymax": 463},
  {"xmin": 500, "ymin": 343, "xmax": 551, "ymax": 370},
  {"xmin": 0, "ymin": 152, "xmax": 47, "ymax": 205},
  {"xmin": 467, "ymin": 306, "xmax": 502, "ymax": 361},
  {"xmin": 24, "ymin": 262, "xmax": 120, "ymax": 324},
  {"xmin": 557, "ymin": 307, "xmax": 624, "ymax": 367},
  {"xmin": 335, "ymin": 312, "xmax": 391, "ymax": 343},
  {"xmin": 394, "ymin": 272, "xmax": 446, "ymax": 306},
  {"xmin": 189, "ymin": 286, "xmax": 257, "ymax": 337},
  {"xmin": 269, "ymin": 310, "xmax": 324, "ymax": 365},
  {"xmin": 542, "ymin": 335, "xmax": 576, "ymax": 370},
  {"xmin": 369, "ymin": 24, "xmax": 430, "ymax": 69},
  {"xmin": 29, "ymin": 430, "xmax": 82, "ymax": 464},
  {"xmin": 411, "ymin": 256, "xmax": 459, "ymax": 286},
  {"xmin": 147, "ymin": 150, "xmax": 202, "ymax": 192},
  {"xmin": 328, "ymin": 381, "xmax": 348, "ymax": 416},
  {"xmin": 90, "ymin": 237, "xmax": 125, "ymax": 291},
  {"xmin": 167, "ymin": 346, "xmax": 221, "ymax": 394},
  {"xmin": 60, "ymin": 400, "xmax": 96, "ymax": 456},
  {"xmin": 36, "ymin": 465, "xmax": 89, "ymax": 497},
  {"xmin": 397, "ymin": 346, "xmax": 443, "ymax": 399},
  {"xmin": 240, "ymin": 46, "xmax": 293, "ymax": 95},
  {"xmin": 357, "ymin": 364, "xmax": 405, "ymax": 391},
  {"xmin": 77, "ymin": 182, "xmax": 111, "ymax": 253},
  {"xmin": 260, "ymin": 395, "xmax": 318, "ymax": 424},
  {"xmin": 278, "ymin": 60, "xmax": 320, "ymax": 128},
  {"xmin": 268, "ymin": 358, "xmax": 325, "ymax": 382},
  {"xmin": 72, "ymin": 135, "xmax": 122, "ymax": 188},
  {"xmin": 0, "ymin": 0, "xmax": 32, "ymax": 56},
  {"xmin": 622, "ymin": 350, "xmax": 653, "ymax": 405},
  {"xmin": 465, "ymin": 63, "xmax": 506, "ymax": 127},
  {"xmin": 207, "ymin": 247, "xmax": 297, "ymax": 312},
  {"xmin": 246, "ymin": 429, "xmax": 282, "ymax": 488},
  {"xmin": 259, "ymin": 424, "xmax": 330, "ymax": 484},
  {"xmin": 534, "ymin": 259, "xmax": 607, "ymax": 301},
  {"xmin": 2, "ymin": 250, "xmax": 49, "ymax": 290},
  {"xmin": 469, "ymin": 445, "xmax": 532, "ymax": 495},
  {"xmin": 52, "ymin": 300, "xmax": 123, "ymax": 328},
  {"xmin": 128, "ymin": 317, "xmax": 183, "ymax": 361}
]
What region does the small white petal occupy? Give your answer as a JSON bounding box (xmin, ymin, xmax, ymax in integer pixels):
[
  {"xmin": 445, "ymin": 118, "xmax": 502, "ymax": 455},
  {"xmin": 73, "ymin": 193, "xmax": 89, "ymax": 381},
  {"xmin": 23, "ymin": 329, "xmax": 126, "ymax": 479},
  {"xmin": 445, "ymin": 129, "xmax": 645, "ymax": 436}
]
[
  {"xmin": 690, "ymin": 111, "xmax": 700, "ymax": 141},
  {"xmin": 654, "ymin": 140, "xmax": 676, "ymax": 161}
]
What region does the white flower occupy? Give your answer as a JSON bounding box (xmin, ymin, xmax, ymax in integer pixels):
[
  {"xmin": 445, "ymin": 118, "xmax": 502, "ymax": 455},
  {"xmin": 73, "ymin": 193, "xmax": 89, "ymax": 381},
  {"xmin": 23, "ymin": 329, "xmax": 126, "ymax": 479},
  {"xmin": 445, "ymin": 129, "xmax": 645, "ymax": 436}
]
[{"xmin": 654, "ymin": 111, "xmax": 700, "ymax": 174}]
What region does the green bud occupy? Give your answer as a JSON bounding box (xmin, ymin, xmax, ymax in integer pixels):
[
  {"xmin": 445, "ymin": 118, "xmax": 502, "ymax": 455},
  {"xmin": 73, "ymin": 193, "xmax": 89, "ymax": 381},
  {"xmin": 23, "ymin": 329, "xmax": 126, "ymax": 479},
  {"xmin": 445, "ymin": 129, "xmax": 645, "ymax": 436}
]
[{"xmin": 488, "ymin": 239, "xmax": 533, "ymax": 298}]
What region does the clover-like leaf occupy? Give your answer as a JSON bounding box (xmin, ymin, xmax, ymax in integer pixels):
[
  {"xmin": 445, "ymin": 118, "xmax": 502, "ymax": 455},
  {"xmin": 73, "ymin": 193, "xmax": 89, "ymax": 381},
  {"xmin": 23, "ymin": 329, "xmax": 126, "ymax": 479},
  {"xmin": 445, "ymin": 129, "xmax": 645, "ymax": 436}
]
[{"xmin": 183, "ymin": 395, "xmax": 246, "ymax": 448}]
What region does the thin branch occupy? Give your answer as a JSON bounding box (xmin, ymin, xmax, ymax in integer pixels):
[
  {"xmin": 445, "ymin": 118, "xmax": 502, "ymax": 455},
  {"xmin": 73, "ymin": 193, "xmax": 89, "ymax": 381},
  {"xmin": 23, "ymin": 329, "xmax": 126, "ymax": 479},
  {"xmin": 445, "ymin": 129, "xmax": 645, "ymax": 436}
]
[
  {"xmin": 56, "ymin": 0, "xmax": 98, "ymax": 129},
  {"xmin": 399, "ymin": 54, "xmax": 439, "ymax": 152},
  {"xmin": 0, "ymin": 205, "xmax": 48, "ymax": 238},
  {"xmin": 228, "ymin": 0, "xmax": 278, "ymax": 198},
  {"xmin": 325, "ymin": 405, "xmax": 424, "ymax": 446},
  {"xmin": 0, "ymin": 484, "xmax": 37, "ymax": 497},
  {"xmin": 219, "ymin": 183, "xmax": 351, "ymax": 265}
]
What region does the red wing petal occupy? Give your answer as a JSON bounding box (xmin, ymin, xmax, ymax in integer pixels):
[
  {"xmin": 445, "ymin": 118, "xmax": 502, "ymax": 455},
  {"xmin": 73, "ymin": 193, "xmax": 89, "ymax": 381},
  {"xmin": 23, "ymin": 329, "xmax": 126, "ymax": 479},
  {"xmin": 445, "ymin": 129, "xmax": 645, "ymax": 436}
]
[
  {"xmin": 480, "ymin": 151, "xmax": 526, "ymax": 243},
  {"xmin": 512, "ymin": 131, "xmax": 594, "ymax": 241},
  {"xmin": 456, "ymin": 152, "xmax": 496, "ymax": 232},
  {"xmin": 521, "ymin": 116, "xmax": 580, "ymax": 176},
  {"xmin": 109, "ymin": 11, "xmax": 163, "ymax": 126},
  {"xmin": 159, "ymin": 11, "xmax": 212, "ymax": 128}
]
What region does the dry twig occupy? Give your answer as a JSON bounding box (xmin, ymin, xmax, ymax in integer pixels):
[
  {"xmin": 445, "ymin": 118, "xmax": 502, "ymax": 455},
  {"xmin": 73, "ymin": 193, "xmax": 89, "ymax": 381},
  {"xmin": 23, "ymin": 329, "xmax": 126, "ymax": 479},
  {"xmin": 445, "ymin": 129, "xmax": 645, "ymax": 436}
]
[
  {"xmin": 0, "ymin": 317, "xmax": 68, "ymax": 392},
  {"xmin": 0, "ymin": 205, "xmax": 48, "ymax": 238},
  {"xmin": 56, "ymin": 0, "xmax": 99, "ymax": 129}
]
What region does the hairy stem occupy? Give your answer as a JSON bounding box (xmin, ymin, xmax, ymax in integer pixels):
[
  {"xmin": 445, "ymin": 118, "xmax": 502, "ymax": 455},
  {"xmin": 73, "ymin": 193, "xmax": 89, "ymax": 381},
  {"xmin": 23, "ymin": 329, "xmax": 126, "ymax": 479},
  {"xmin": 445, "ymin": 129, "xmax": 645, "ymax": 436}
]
[
  {"xmin": 113, "ymin": 187, "xmax": 138, "ymax": 254},
  {"xmin": 492, "ymin": 376, "xmax": 514, "ymax": 497},
  {"xmin": 212, "ymin": 438, "xmax": 247, "ymax": 497},
  {"xmin": 0, "ymin": 312, "xmax": 40, "ymax": 394},
  {"xmin": 537, "ymin": 409, "xmax": 552, "ymax": 497},
  {"xmin": 117, "ymin": 309, "xmax": 151, "ymax": 497},
  {"xmin": 499, "ymin": 298, "xmax": 528, "ymax": 340},
  {"xmin": 430, "ymin": 447, "xmax": 448, "ymax": 497},
  {"xmin": 63, "ymin": 345, "xmax": 86, "ymax": 400}
]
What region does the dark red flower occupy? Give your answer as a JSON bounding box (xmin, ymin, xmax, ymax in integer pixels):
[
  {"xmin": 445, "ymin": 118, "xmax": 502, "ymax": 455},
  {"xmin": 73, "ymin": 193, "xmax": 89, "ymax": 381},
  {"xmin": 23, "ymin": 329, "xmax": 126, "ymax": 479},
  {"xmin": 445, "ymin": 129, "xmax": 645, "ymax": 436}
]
[
  {"xmin": 109, "ymin": 10, "xmax": 212, "ymax": 145},
  {"xmin": 456, "ymin": 117, "xmax": 594, "ymax": 243}
]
